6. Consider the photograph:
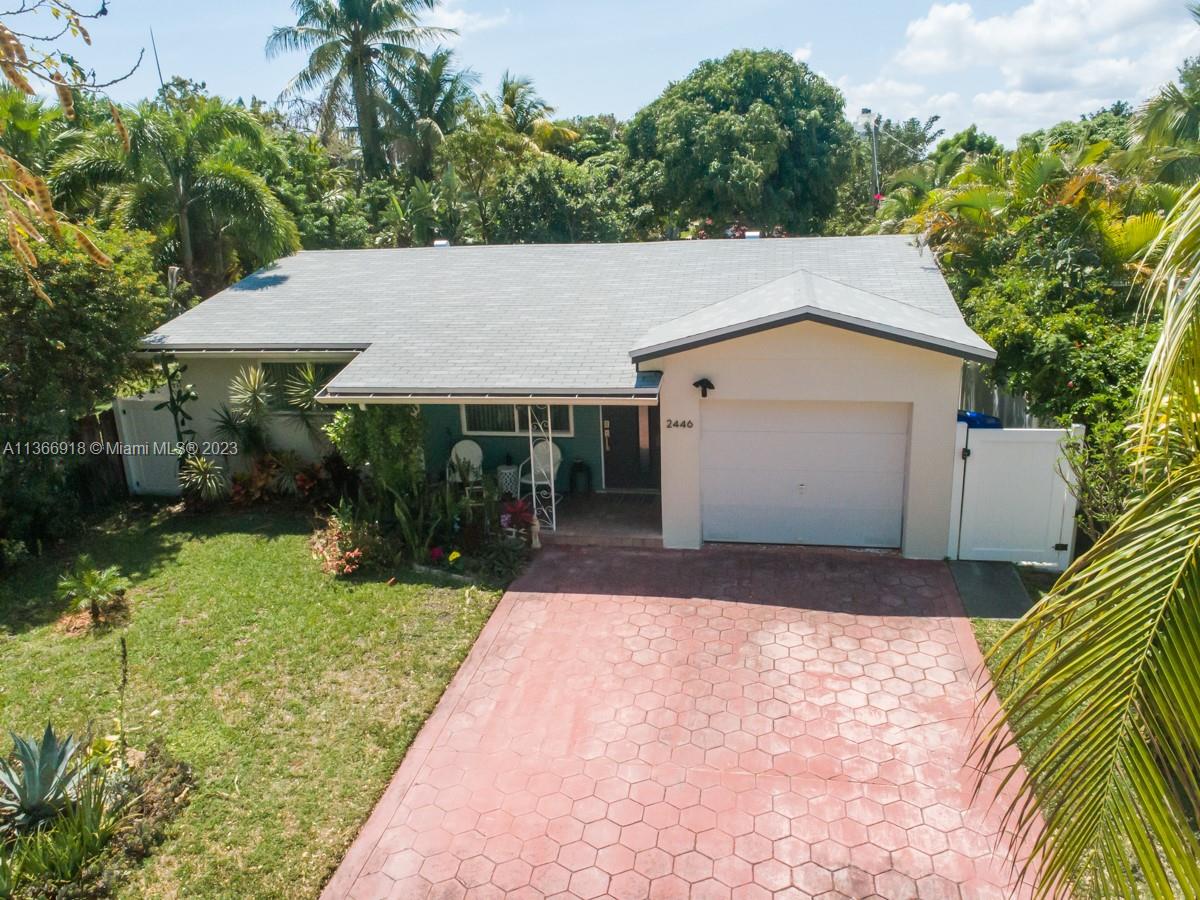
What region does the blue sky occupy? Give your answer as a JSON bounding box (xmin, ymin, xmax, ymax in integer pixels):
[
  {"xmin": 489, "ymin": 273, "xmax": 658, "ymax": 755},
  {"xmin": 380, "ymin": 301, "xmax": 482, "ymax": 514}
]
[{"xmin": 43, "ymin": 0, "xmax": 1200, "ymax": 145}]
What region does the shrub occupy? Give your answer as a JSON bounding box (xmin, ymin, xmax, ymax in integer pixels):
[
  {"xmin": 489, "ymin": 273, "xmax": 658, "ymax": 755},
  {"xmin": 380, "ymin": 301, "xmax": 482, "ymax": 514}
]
[
  {"xmin": 54, "ymin": 557, "xmax": 128, "ymax": 627},
  {"xmin": 4, "ymin": 768, "xmax": 129, "ymax": 889},
  {"xmin": 1060, "ymin": 419, "xmax": 1139, "ymax": 543},
  {"xmin": 0, "ymin": 539, "xmax": 29, "ymax": 570},
  {"xmin": 178, "ymin": 455, "xmax": 227, "ymax": 504},
  {"xmin": 0, "ymin": 228, "xmax": 166, "ymax": 549},
  {"xmin": 310, "ymin": 501, "xmax": 382, "ymax": 576}
]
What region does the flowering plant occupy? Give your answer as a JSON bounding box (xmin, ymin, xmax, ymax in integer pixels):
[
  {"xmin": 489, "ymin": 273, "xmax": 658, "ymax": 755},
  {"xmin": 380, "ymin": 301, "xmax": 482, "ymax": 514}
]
[
  {"xmin": 501, "ymin": 498, "xmax": 535, "ymax": 530},
  {"xmin": 310, "ymin": 501, "xmax": 379, "ymax": 576}
]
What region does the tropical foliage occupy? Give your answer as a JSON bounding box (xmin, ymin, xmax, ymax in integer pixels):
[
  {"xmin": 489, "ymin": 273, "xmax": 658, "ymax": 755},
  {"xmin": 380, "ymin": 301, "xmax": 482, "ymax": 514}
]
[
  {"xmin": 964, "ymin": 16, "xmax": 1200, "ymax": 893},
  {"xmin": 0, "ymin": 228, "xmax": 165, "ymax": 547},
  {"xmin": 975, "ymin": 177, "xmax": 1200, "ymax": 898},
  {"xmin": 55, "ymin": 554, "xmax": 128, "ymax": 625},
  {"xmin": 266, "ymin": 0, "xmax": 449, "ymax": 177},
  {"xmin": 624, "ymin": 49, "xmax": 851, "ymax": 234},
  {"xmin": 52, "ymin": 95, "xmax": 300, "ymax": 296}
]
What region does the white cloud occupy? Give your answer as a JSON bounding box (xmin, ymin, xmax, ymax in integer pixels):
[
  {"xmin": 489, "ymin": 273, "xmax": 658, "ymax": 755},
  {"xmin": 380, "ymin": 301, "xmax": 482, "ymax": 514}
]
[
  {"xmin": 427, "ymin": 1, "xmax": 510, "ymax": 43},
  {"xmin": 837, "ymin": 74, "xmax": 939, "ymax": 123},
  {"xmin": 793, "ymin": 43, "xmax": 812, "ymax": 63},
  {"xmin": 833, "ymin": 0, "xmax": 1200, "ymax": 143}
]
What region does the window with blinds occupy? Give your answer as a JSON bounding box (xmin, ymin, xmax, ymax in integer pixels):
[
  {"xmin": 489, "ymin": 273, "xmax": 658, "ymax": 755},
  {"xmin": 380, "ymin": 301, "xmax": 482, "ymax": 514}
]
[{"xmin": 461, "ymin": 404, "xmax": 573, "ymax": 436}]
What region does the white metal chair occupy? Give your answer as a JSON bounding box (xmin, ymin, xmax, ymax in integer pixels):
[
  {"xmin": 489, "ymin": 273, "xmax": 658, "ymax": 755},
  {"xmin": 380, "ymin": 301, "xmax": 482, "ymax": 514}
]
[
  {"xmin": 446, "ymin": 439, "xmax": 483, "ymax": 485},
  {"xmin": 519, "ymin": 440, "xmax": 562, "ymax": 503}
]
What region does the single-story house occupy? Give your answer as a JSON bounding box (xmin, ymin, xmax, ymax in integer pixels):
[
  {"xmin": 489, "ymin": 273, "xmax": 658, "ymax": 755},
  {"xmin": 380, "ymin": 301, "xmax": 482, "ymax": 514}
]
[{"xmin": 141, "ymin": 235, "xmax": 995, "ymax": 559}]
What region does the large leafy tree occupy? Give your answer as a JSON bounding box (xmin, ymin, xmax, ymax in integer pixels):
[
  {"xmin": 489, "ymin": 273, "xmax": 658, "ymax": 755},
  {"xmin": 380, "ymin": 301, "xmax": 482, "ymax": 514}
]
[
  {"xmin": 624, "ymin": 49, "xmax": 852, "ymax": 234},
  {"xmin": 492, "ymin": 154, "xmax": 630, "ymax": 244},
  {"xmin": 51, "ymin": 97, "xmax": 299, "ymax": 296},
  {"xmin": 382, "ymin": 47, "xmax": 477, "ymax": 181},
  {"xmin": 0, "ymin": 227, "xmax": 166, "ymax": 545},
  {"xmin": 438, "ymin": 110, "xmax": 533, "ymax": 243},
  {"xmin": 266, "ymin": 0, "xmax": 449, "ymax": 179},
  {"xmin": 975, "ymin": 176, "xmax": 1200, "ymax": 898}
]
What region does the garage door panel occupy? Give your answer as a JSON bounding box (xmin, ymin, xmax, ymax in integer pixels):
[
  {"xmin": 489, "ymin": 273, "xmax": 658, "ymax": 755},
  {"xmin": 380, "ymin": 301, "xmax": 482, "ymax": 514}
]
[
  {"xmin": 700, "ymin": 431, "xmax": 907, "ymax": 474},
  {"xmin": 700, "ymin": 400, "xmax": 908, "ymax": 548},
  {"xmin": 701, "ymin": 400, "xmax": 909, "ymax": 435},
  {"xmin": 702, "ymin": 502, "xmax": 903, "ymax": 546},
  {"xmin": 701, "ymin": 466, "xmax": 904, "ymax": 510}
]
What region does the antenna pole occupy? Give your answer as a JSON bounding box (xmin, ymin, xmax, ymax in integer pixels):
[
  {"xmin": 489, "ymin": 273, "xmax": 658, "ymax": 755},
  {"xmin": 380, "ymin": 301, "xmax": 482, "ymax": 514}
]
[{"xmin": 149, "ymin": 26, "xmax": 165, "ymax": 90}]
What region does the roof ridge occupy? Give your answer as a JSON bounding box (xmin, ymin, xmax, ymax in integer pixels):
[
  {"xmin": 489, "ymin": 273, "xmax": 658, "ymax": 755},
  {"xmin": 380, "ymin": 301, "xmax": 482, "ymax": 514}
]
[{"xmin": 800, "ymin": 265, "xmax": 951, "ymax": 318}]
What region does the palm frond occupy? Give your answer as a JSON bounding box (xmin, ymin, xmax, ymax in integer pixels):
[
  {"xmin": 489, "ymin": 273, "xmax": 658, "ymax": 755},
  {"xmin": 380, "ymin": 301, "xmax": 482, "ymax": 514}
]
[
  {"xmin": 1138, "ymin": 179, "xmax": 1200, "ymax": 458},
  {"xmin": 194, "ymin": 157, "xmax": 300, "ymax": 260},
  {"xmin": 977, "ymin": 467, "xmax": 1200, "ymax": 896}
]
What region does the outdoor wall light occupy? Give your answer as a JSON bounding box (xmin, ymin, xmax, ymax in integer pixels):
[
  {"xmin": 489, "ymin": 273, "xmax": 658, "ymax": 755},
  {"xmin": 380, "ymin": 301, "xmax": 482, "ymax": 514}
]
[{"xmin": 693, "ymin": 378, "xmax": 715, "ymax": 398}]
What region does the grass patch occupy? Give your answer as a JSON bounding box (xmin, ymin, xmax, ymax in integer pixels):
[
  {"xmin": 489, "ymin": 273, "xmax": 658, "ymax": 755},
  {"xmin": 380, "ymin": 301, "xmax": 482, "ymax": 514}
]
[
  {"xmin": 0, "ymin": 505, "xmax": 503, "ymax": 898},
  {"xmin": 970, "ymin": 565, "xmax": 1053, "ymax": 697},
  {"xmin": 970, "ymin": 565, "xmax": 1063, "ymax": 801}
]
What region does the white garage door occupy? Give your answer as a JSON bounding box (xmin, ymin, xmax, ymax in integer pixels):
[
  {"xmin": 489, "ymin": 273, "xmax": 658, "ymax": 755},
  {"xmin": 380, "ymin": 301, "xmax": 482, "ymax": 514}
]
[{"xmin": 700, "ymin": 400, "xmax": 909, "ymax": 547}]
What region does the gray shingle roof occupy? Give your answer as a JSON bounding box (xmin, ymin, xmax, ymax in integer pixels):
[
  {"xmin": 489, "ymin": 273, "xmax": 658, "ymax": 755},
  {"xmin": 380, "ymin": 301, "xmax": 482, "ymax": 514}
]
[{"xmin": 142, "ymin": 235, "xmax": 993, "ymax": 396}]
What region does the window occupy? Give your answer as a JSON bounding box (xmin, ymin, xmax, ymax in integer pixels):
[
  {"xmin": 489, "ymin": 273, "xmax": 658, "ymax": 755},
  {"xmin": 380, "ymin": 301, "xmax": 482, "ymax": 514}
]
[
  {"xmin": 461, "ymin": 404, "xmax": 573, "ymax": 436},
  {"xmin": 261, "ymin": 362, "xmax": 343, "ymax": 412}
]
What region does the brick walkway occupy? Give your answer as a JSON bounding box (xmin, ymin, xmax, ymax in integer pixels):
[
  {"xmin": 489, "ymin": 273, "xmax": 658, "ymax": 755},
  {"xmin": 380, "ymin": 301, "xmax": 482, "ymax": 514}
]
[{"xmin": 324, "ymin": 545, "xmax": 1036, "ymax": 899}]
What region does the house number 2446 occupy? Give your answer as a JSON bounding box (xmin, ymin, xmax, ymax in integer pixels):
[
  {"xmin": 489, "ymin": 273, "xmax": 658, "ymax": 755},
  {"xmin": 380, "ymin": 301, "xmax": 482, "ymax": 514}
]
[{"xmin": 666, "ymin": 419, "xmax": 694, "ymax": 429}]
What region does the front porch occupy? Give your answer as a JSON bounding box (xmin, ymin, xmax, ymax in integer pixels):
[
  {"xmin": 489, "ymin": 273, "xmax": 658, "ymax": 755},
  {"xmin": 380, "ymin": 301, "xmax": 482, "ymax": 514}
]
[
  {"xmin": 420, "ymin": 401, "xmax": 663, "ymax": 546},
  {"xmin": 541, "ymin": 491, "xmax": 662, "ymax": 548}
]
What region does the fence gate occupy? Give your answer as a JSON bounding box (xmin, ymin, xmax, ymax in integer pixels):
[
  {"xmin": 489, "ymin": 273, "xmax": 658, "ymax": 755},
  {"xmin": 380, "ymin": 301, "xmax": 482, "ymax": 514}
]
[
  {"xmin": 113, "ymin": 388, "xmax": 182, "ymax": 496},
  {"xmin": 949, "ymin": 422, "xmax": 1083, "ymax": 569}
]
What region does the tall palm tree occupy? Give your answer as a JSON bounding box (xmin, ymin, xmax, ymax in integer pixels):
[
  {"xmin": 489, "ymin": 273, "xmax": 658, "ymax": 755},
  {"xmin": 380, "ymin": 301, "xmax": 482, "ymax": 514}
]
[
  {"xmin": 266, "ymin": 0, "xmax": 450, "ymax": 179},
  {"xmin": 51, "ymin": 98, "xmax": 299, "ymax": 293},
  {"xmin": 975, "ymin": 180, "xmax": 1200, "ymax": 896},
  {"xmin": 382, "ymin": 47, "xmax": 477, "ymax": 181},
  {"xmin": 488, "ymin": 71, "xmax": 577, "ymax": 150}
]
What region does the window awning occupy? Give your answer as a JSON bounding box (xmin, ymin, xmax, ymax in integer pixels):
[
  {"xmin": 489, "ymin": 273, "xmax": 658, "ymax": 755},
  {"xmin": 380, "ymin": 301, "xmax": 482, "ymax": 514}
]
[{"xmin": 316, "ymin": 371, "xmax": 662, "ymax": 407}]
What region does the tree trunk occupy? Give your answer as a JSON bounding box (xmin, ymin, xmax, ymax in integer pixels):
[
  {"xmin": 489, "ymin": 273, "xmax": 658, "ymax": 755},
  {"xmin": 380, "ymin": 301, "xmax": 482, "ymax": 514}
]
[
  {"xmin": 350, "ymin": 55, "xmax": 384, "ymax": 179},
  {"xmin": 177, "ymin": 180, "xmax": 195, "ymax": 286},
  {"xmin": 90, "ymin": 599, "xmax": 100, "ymax": 624}
]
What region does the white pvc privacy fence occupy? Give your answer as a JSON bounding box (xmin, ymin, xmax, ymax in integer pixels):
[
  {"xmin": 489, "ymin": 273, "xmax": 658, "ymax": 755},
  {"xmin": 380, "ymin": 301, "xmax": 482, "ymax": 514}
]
[{"xmin": 949, "ymin": 421, "xmax": 1083, "ymax": 569}]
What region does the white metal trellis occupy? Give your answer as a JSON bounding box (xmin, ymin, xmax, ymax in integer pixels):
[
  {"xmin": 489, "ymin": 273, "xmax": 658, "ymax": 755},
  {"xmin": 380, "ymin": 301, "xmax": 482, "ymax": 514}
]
[{"xmin": 526, "ymin": 403, "xmax": 557, "ymax": 532}]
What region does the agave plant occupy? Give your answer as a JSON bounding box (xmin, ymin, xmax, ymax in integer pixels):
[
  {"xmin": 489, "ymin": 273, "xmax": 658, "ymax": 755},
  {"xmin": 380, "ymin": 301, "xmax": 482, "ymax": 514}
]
[
  {"xmin": 55, "ymin": 555, "xmax": 128, "ymax": 626},
  {"xmin": 0, "ymin": 726, "xmax": 84, "ymax": 834}
]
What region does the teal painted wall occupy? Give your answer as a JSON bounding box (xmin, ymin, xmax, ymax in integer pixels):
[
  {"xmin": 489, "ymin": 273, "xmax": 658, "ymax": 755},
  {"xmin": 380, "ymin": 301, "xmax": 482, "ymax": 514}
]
[{"xmin": 421, "ymin": 404, "xmax": 604, "ymax": 493}]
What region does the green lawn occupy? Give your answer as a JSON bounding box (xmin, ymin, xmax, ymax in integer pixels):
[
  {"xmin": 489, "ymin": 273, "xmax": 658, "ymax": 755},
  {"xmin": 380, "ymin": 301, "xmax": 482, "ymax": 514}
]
[
  {"xmin": 0, "ymin": 506, "xmax": 503, "ymax": 898},
  {"xmin": 970, "ymin": 564, "xmax": 1061, "ymax": 784}
]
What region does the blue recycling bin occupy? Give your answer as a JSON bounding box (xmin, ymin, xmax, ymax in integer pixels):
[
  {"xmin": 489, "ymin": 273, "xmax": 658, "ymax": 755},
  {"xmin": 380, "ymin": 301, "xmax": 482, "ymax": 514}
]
[{"xmin": 957, "ymin": 409, "xmax": 1003, "ymax": 429}]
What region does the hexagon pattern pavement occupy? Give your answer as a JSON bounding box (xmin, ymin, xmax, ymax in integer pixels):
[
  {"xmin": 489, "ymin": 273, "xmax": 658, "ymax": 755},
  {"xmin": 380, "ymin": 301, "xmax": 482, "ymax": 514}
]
[{"xmin": 325, "ymin": 545, "xmax": 1038, "ymax": 899}]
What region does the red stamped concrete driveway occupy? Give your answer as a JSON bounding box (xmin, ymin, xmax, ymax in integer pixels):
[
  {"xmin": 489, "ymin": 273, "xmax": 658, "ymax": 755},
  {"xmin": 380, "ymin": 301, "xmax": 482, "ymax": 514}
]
[{"xmin": 325, "ymin": 545, "xmax": 1035, "ymax": 899}]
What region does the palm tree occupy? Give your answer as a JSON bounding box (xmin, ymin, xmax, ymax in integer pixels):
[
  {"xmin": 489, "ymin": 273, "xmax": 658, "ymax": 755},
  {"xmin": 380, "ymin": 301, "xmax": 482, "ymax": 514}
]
[
  {"xmin": 488, "ymin": 71, "xmax": 577, "ymax": 150},
  {"xmin": 266, "ymin": 0, "xmax": 450, "ymax": 179},
  {"xmin": 905, "ymin": 141, "xmax": 1160, "ymax": 277},
  {"xmin": 56, "ymin": 555, "xmax": 128, "ymax": 626},
  {"xmin": 1130, "ymin": 12, "xmax": 1200, "ymax": 186},
  {"xmin": 974, "ymin": 180, "xmax": 1200, "ymax": 896},
  {"xmin": 51, "ymin": 98, "xmax": 299, "ymax": 294},
  {"xmin": 382, "ymin": 47, "xmax": 477, "ymax": 181}
]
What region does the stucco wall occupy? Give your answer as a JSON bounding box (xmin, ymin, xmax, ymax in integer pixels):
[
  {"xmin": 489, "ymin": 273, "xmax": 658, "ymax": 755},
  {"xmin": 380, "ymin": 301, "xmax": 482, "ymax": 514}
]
[
  {"xmin": 648, "ymin": 322, "xmax": 963, "ymax": 559},
  {"xmin": 174, "ymin": 358, "xmax": 605, "ymax": 490},
  {"xmin": 175, "ymin": 356, "xmax": 335, "ymax": 469}
]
